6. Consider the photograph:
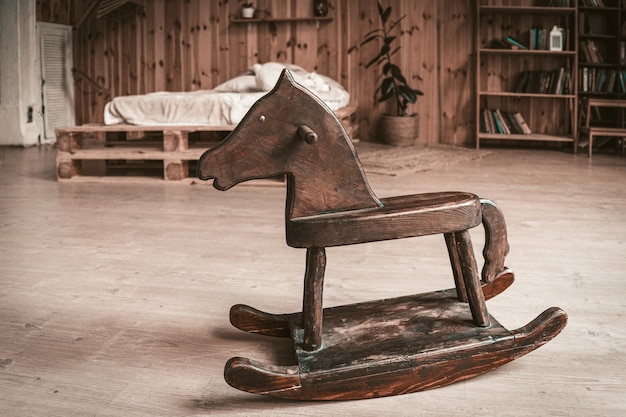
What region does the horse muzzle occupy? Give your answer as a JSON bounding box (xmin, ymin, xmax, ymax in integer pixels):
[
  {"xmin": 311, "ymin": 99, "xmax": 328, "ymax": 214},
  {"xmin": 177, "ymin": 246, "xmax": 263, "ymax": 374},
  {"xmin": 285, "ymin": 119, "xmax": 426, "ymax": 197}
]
[{"xmin": 197, "ymin": 149, "xmax": 236, "ymax": 190}]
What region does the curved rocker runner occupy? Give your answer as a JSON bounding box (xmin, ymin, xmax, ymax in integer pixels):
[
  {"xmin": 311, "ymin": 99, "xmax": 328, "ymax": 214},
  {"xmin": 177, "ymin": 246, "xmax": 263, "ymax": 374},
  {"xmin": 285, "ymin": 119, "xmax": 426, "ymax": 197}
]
[{"xmin": 198, "ymin": 69, "xmax": 567, "ymax": 400}]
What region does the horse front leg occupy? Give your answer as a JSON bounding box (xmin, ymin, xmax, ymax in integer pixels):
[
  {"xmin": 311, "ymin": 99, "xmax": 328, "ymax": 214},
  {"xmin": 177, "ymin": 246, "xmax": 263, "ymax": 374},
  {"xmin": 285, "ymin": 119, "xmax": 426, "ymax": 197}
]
[{"xmin": 301, "ymin": 247, "xmax": 326, "ymax": 352}]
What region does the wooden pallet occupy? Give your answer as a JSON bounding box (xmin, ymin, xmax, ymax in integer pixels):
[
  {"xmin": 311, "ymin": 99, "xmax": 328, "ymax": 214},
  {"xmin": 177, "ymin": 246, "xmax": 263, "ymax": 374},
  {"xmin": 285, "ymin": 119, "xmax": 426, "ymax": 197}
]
[{"xmin": 55, "ymin": 107, "xmax": 358, "ymax": 183}]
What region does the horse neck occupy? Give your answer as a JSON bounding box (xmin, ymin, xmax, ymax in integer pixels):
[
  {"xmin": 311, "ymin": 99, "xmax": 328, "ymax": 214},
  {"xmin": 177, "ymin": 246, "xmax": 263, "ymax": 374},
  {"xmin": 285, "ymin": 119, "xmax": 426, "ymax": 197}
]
[{"xmin": 285, "ymin": 134, "xmax": 382, "ymax": 219}]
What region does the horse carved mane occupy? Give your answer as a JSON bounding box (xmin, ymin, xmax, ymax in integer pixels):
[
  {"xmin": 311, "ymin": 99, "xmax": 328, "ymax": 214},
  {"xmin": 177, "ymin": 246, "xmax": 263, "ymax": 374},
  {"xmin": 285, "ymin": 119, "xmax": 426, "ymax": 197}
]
[{"xmin": 198, "ymin": 69, "xmax": 382, "ymax": 219}]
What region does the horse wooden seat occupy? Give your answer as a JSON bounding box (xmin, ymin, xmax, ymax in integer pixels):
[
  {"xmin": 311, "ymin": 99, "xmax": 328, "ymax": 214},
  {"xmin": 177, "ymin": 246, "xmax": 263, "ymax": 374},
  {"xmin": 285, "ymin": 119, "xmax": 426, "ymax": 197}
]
[
  {"xmin": 287, "ymin": 191, "xmax": 481, "ymax": 247},
  {"xmin": 197, "ymin": 69, "xmax": 567, "ymax": 400}
]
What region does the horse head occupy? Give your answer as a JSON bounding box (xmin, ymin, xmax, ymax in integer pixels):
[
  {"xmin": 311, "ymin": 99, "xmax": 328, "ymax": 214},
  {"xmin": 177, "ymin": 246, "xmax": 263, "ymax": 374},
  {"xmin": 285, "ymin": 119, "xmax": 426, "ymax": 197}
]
[{"xmin": 198, "ymin": 69, "xmax": 381, "ymax": 219}]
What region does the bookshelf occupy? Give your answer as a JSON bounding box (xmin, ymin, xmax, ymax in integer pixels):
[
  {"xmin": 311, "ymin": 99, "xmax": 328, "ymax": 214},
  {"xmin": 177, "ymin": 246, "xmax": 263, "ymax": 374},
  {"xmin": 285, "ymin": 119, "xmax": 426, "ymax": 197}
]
[
  {"xmin": 577, "ymin": 0, "xmax": 626, "ymax": 153},
  {"xmin": 475, "ymin": 1, "xmax": 578, "ymax": 149}
]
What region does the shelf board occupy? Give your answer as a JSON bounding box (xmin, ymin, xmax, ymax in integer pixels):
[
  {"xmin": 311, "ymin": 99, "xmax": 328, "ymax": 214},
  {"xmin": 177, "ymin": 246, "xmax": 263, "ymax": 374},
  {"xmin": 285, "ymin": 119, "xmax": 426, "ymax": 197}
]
[
  {"xmin": 479, "ymin": 6, "xmax": 576, "ymax": 14},
  {"xmin": 230, "ymin": 16, "xmax": 332, "ymax": 24},
  {"xmin": 579, "ymin": 6, "xmax": 623, "ymax": 12},
  {"xmin": 480, "ymin": 48, "xmax": 576, "ymax": 56},
  {"xmin": 479, "ymin": 92, "xmax": 576, "ymax": 99},
  {"xmin": 579, "ymin": 62, "xmax": 623, "ymax": 67},
  {"xmin": 579, "ymin": 91, "xmax": 626, "ymax": 97},
  {"xmin": 579, "ymin": 33, "xmax": 619, "ymax": 39},
  {"xmin": 478, "ymin": 133, "xmax": 573, "ymax": 143}
]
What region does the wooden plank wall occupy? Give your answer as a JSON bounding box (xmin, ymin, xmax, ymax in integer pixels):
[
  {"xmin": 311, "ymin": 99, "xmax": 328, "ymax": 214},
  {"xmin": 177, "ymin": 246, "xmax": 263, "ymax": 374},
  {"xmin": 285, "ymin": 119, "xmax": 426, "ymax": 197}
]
[{"xmin": 36, "ymin": 0, "xmax": 474, "ymax": 145}]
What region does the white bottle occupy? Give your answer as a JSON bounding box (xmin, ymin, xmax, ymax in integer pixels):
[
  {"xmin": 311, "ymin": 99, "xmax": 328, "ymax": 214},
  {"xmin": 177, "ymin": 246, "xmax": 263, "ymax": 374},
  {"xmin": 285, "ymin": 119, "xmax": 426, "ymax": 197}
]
[{"xmin": 550, "ymin": 25, "xmax": 563, "ymax": 51}]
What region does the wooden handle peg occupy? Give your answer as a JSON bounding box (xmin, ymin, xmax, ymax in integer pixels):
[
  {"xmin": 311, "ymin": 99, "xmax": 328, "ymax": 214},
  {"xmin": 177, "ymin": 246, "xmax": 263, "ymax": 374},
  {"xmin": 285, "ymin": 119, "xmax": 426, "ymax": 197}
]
[{"xmin": 298, "ymin": 125, "xmax": 318, "ymax": 145}]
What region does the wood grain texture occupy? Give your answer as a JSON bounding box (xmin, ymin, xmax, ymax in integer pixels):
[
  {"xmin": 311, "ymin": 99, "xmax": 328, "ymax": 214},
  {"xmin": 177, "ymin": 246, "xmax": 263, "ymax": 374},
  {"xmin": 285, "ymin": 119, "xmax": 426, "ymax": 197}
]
[
  {"xmin": 223, "ymin": 294, "xmax": 565, "ymax": 400},
  {"xmin": 1, "ymin": 145, "xmax": 625, "ymax": 414},
  {"xmin": 36, "ymin": 0, "xmax": 473, "ymax": 145},
  {"xmin": 196, "ymin": 74, "xmax": 560, "ymax": 400}
]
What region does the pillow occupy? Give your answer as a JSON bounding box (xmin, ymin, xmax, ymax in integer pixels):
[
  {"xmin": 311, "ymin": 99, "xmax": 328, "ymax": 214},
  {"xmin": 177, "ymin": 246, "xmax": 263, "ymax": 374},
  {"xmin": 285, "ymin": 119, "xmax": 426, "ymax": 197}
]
[
  {"xmin": 299, "ymin": 72, "xmax": 331, "ymax": 93},
  {"xmin": 213, "ymin": 74, "xmax": 259, "ymax": 92},
  {"xmin": 254, "ymin": 62, "xmax": 289, "ymax": 91}
]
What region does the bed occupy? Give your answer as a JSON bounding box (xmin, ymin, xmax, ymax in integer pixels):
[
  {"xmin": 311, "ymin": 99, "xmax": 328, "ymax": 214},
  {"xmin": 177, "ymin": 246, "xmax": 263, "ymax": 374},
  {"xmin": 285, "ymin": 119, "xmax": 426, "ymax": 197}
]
[
  {"xmin": 56, "ymin": 62, "xmax": 358, "ymax": 182},
  {"xmin": 103, "ymin": 62, "xmax": 351, "ymax": 126}
]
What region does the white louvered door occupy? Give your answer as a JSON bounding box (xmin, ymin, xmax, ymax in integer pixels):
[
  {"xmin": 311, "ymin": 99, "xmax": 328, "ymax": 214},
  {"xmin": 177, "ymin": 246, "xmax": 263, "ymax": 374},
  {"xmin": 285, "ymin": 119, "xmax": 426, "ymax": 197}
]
[{"xmin": 37, "ymin": 22, "xmax": 74, "ymax": 142}]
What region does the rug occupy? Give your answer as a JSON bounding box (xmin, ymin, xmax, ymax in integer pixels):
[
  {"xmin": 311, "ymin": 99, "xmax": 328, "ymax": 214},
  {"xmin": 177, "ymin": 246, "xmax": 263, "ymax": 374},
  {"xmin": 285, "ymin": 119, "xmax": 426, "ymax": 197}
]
[{"xmin": 358, "ymin": 144, "xmax": 493, "ymax": 176}]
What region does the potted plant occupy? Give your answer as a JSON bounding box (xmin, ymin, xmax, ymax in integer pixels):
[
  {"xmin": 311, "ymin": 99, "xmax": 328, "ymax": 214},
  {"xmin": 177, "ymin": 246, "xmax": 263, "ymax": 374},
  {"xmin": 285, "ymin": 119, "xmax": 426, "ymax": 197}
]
[
  {"xmin": 241, "ymin": 2, "xmax": 255, "ymax": 19},
  {"xmin": 361, "ymin": 2, "xmax": 423, "ymax": 146}
]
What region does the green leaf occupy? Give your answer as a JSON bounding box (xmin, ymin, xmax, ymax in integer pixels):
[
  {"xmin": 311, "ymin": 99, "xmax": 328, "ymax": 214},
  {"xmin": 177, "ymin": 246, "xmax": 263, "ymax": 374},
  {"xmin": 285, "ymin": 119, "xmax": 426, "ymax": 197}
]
[
  {"xmin": 380, "ymin": 77, "xmax": 395, "ymax": 96},
  {"xmin": 387, "ymin": 14, "xmax": 407, "ymax": 32},
  {"xmin": 360, "ymin": 34, "xmax": 382, "ymax": 46},
  {"xmin": 383, "ymin": 36, "xmax": 396, "ymax": 46},
  {"xmin": 363, "ymin": 28, "xmax": 383, "ymax": 38},
  {"xmin": 398, "ymin": 84, "xmax": 417, "ymax": 103},
  {"xmin": 382, "ymin": 62, "xmax": 392, "ymax": 75},
  {"xmin": 389, "ymin": 65, "xmax": 406, "ymax": 84},
  {"xmin": 364, "ymin": 53, "xmax": 383, "ymax": 68},
  {"xmin": 380, "ymin": 5, "xmax": 391, "ymax": 24}
]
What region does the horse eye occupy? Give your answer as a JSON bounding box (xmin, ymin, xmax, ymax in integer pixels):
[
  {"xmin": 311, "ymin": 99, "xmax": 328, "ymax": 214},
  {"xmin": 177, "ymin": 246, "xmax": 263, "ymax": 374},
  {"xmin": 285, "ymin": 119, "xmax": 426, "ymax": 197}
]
[{"xmin": 259, "ymin": 115, "xmax": 266, "ymax": 123}]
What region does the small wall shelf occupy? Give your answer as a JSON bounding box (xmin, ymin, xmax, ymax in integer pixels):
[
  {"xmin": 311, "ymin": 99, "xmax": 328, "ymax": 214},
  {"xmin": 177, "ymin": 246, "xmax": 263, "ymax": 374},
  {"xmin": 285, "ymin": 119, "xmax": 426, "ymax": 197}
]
[{"xmin": 230, "ymin": 16, "xmax": 332, "ymax": 24}]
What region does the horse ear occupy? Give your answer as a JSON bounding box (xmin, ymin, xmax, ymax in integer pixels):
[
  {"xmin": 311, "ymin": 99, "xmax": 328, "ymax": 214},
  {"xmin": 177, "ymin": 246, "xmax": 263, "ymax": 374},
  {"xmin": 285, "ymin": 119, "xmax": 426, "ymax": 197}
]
[{"xmin": 276, "ymin": 68, "xmax": 297, "ymax": 90}]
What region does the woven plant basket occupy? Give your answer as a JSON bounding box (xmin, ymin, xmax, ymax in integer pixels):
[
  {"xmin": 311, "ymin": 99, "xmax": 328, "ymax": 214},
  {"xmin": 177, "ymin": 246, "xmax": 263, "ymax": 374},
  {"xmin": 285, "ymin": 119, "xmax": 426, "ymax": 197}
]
[{"xmin": 379, "ymin": 113, "xmax": 419, "ymax": 146}]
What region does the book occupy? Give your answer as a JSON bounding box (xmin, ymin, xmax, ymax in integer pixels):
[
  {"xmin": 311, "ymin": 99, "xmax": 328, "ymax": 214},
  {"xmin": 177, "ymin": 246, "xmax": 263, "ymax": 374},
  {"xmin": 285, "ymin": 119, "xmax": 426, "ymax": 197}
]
[
  {"xmin": 537, "ymin": 28, "xmax": 545, "ymax": 50},
  {"xmin": 554, "ymin": 67, "xmax": 566, "ymax": 94},
  {"xmin": 503, "ymin": 111, "xmax": 522, "ymax": 135},
  {"xmin": 596, "ymin": 69, "xmax": 607, "ymax": 92},
  {"xmin": 563, "ymin": 67, "xmax": 571, "ymax": 94},
  {"xmin": 495, "ymin": 109, "xmax": 511, "ymax": 135},
  {"xmin": 481, "ymin": 109, "xmax": 495, "ymax": 134},
  {"xmin": 529, "ymin": 28, "xmax": 537, "ymax": 50},
  {"xmin": 513, "ymin": 112, "xmax": 532, "ymax": 135},
  {"xmin": 504, "ymin": 36, "xmax": 528, "ymax": 50},
  {"xmin": 492, "ymin": 110, "xmax": 505, "ymax": 134},
  {"xmin": 587, "ymin": 39, "xmax": 604, "ymax": 63},
  {"xmin": 606, "ymin": 70, "xmax": 617, "ymax": 93},
  {"xmin": 479, "ymin": 110, "xmax": 487, "ymax": 133},
  {"xmin": 514, "ymin": 70, "xmax": 530, "ymax": 93}
]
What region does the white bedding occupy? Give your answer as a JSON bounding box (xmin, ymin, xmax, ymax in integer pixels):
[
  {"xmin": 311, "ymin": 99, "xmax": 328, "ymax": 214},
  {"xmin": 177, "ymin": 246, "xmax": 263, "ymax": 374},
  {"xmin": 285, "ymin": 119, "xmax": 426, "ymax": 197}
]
[{"xmin": 103, "ymin": 62, "xmax": 350, "ymax": 126}]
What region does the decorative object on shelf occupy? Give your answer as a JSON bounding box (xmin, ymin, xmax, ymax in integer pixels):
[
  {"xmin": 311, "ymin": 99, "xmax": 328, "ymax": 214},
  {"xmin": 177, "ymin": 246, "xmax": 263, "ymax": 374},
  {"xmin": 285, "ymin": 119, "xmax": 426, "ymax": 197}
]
[
  {"xmin": 361, "ymin": 2, "xmax": 423, "ymax": 146},
  {"xmin": 197, "ymin": 69, "xmax": 567, "ymax": 400},
  {"xmin": 313, "ymin": 0, "xmax": 328, "ymax": 17},
  {"xmin": 240, "ymin": 2, "xmax": 255, "ymax": 19},
  {"xmin": 549, "ymin": 25, "xmax": 564, "ymax": 51}
]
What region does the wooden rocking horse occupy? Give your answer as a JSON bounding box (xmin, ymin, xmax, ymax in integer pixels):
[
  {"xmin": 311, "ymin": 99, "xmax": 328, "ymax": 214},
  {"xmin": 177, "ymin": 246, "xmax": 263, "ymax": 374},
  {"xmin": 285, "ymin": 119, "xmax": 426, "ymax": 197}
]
[{"xmin": 197, "ymin": 69, "xmax": 567, "ymax": 400}]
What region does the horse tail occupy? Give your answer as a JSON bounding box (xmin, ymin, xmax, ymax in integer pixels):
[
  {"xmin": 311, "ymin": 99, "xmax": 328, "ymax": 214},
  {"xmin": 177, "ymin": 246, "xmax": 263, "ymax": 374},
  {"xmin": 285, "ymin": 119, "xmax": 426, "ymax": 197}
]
[{"xmin": 480, "ymin": 199, "xmax": 511, "ymax": 284}]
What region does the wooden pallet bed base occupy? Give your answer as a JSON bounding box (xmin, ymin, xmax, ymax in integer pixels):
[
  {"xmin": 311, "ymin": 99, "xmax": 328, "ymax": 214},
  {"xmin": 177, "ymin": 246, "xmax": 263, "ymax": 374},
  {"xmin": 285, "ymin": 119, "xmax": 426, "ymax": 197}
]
[
  {"xmin": 55, "ymin": 107, "xmax": 358, "ymax": 183},
  {"xmin": 55, "ymin": 124, "xmax": 229, "ymax": 182}
]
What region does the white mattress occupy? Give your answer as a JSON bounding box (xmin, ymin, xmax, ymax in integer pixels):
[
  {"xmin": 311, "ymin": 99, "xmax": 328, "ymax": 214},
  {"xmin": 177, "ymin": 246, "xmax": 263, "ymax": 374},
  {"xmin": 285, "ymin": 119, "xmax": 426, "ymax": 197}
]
[{"xmin": 103, "ymin": 62, "xmax": 350, "ymax": 126}]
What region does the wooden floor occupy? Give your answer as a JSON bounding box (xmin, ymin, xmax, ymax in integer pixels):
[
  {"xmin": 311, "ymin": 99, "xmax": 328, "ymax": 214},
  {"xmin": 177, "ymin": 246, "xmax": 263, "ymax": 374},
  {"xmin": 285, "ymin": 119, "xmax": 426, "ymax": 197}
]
[{"xmin": 1, "ymin": 144, "xmax": 625, "ymax": 416}]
